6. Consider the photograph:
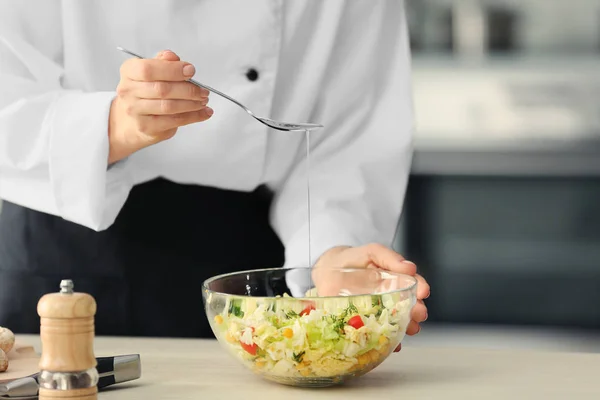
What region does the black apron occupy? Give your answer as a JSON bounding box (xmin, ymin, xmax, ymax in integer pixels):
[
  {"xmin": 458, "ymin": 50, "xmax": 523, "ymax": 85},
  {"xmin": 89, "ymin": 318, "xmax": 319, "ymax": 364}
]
[{"xmin": 0, "ymin": 178, "xmax": 285, "ymax": 338}]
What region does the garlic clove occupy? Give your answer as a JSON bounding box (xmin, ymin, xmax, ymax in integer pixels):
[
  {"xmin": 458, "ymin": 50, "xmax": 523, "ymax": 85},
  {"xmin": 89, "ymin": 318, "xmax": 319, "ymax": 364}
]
[
  {"xmin": 0, "ymin": 348, "xmax": 7, "ymax": 372},
  {"xmin": 0, "ymin": 327, "xmax": 15, "ymax": 354}
]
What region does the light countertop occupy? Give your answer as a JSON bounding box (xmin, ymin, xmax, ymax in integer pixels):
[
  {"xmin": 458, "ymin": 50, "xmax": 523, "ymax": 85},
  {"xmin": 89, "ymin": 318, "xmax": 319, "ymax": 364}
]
[{"xmin": 15, "ymin": 334, "xmax": 600, "ymax": 400}]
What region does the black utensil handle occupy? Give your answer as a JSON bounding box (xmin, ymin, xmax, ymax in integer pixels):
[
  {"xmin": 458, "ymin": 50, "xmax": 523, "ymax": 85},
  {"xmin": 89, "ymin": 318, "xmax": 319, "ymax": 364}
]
[
  {"xmin": 98, "ymin": 374, "xmax": 116, "ymax": 389},
  {"xmin": 96, "ymin": 357, "xmax": 116, "ymax": 389},
  {"xmin": 96, "ymin": 356, "xmax": 115, "ymax": 375}
]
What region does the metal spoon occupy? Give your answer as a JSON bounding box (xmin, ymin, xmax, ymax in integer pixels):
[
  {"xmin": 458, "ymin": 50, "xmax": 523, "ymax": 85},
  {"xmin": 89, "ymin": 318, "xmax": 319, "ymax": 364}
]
[{"xmin": 116, "ymin": 47, "xmax": 323, "ymax": 132}]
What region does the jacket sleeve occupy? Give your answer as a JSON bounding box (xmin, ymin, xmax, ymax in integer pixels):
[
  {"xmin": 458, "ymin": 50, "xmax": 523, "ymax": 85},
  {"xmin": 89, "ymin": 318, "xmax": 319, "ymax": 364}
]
[
  {"xmin": 0, "ymin": 1, "xmax": 133, "ymax": 231},
  {"xmin": 270, "ymin": 1, "xmax": 414, "ymax": 274}
]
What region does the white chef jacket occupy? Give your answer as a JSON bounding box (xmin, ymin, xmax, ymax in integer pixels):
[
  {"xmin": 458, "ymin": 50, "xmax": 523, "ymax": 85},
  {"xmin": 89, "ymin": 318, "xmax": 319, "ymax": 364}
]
[{"xmin": 0, "ymin": 0, "xmax": 414, "ymax": 271}]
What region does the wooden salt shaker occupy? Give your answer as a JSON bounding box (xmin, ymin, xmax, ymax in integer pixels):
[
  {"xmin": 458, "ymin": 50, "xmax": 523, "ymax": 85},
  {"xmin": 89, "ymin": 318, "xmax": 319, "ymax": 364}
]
[{"xmin": 36, "ymin": 279, "xmax": 98, "ymax": 400}]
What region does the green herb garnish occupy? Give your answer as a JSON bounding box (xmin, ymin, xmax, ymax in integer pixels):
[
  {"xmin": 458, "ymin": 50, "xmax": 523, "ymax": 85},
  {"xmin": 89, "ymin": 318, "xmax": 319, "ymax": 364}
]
[
  {"xmin": 292, "ymin": 351, "xmax": 305, "ymax": 363},
  {"xmin": 347, "ymin": 303, "xmax": 359, "ymax": 315},
  {"xmin": 372, "ymin": 296, "xmax": 382, "ymax": 307},
  {"xmin": 228, "ymin": 299, "xmax": 244, "ymax": 318}
]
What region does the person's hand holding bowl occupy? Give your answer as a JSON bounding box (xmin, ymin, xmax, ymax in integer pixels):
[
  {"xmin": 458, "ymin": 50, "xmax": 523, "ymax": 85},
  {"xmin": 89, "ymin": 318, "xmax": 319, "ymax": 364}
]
[{"xmin": 312, "ymin": 243, "xmax": 431, "ymax": 352}]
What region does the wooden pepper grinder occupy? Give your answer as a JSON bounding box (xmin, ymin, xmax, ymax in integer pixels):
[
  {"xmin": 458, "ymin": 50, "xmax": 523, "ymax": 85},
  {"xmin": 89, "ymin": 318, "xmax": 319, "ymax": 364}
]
[{"xmin": 36, "ymin": 279, "xmax": 99, "ymax": 400}]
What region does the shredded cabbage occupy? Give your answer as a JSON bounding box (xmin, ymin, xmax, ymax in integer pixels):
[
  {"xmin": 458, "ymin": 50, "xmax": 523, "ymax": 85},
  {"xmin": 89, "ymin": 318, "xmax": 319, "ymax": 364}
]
[{"xmin": 211, "ymin": 291, "xmax": 413, "ymax": 379}]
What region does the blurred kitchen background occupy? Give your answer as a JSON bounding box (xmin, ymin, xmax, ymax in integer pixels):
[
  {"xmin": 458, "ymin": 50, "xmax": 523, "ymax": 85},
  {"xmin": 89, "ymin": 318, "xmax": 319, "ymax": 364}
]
[
  {"xmin": 1, "ymin": 0, "xmax": 598, "ymax": 352},
  {"xmin": 396, "ymin": 0, "xmax": 600, "ymax": 353}
]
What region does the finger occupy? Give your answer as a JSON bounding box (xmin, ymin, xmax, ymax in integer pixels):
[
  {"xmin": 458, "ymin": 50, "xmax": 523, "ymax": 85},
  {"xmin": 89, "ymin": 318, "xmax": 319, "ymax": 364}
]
[
  {"xmin": 405, "ymin": 320, "xmax": 421, "ymax": 336},
  {"xmin": 128, "ymin": 98, "xmax": 209, "ymax": 116},
  {"xmin": 156, "ymin": 49, "xmax": 180, "ymax": 62},
  {"xmin": 393, "ymin": 343, "xmax": 401, "ymax": 353},
  {"xmin": 136, "ymin": 107, "xmax": 214, "ymax": 133},
  {"xmin": 124, "ymin": 80, "xmax": 209, "ymax": 100},
  {"xmin": 338, "ymin": 244, "xmax": 409, "ymax": 271},
  {"xmin": 411, "ymin": 300, "xmax": 428, "ymax": 323},
  {"xmin": 364, "ymin": 244, "xmax": 417, "ymax": 275},
  {"xmin": 312, "ymin": 265, "xmax": 383, "ymax": 296},
  {"xmin": 415, "ymin": 274, "xmax": 431, "ymax": 300},
  {"xmin": 121, "ymin": 58, "xmax": 196, "ymax": 82}
]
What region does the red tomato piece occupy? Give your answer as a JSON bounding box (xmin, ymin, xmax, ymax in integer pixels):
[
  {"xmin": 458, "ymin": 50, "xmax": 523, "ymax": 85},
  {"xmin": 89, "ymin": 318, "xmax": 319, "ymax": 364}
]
[
  {"xmin": 299, "ymin": 302, "xmax": 316, "ymax": 317},
  {"xmin": 348, "ymin": 315, "xmax": 364, "ymax": 329},
  {"xmin": 240, "ymin": 341, "xmax": 257, "ymax": 355}
]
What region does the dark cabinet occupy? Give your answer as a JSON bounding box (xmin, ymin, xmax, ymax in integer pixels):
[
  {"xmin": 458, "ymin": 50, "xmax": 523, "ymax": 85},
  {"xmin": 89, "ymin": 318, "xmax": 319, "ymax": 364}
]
[{"xmin": 398, "ymin": 175, "xmax": 600, "ymax": 329}]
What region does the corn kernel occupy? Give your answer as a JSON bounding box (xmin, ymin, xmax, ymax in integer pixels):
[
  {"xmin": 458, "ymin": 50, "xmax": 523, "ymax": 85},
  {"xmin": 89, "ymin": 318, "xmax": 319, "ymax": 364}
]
[
  {"xmin": 214, "ymin": 315, "xmax": 223, "ymax": 325},
  {"xmin": 379, "ymin": 345, "xmax": 391, "ymax": 356},
  {"xmin": 225, "ymin": 332, "xmax": 236, "ymax": 343},
  {"xmin": 255, "ymin": 360, "xmax": 266, "ymax": 368},
  {"xmin": 378, "ymin": 336, "xmax": 389, "ymax": 346},
  {"xmin": 299, "ymin": 368, "xmax": 311, "ymax": 377},
  {"xmin": 357, "ymin": 353, "xmax": 370, "ymax": 365},
  {"xmin": 283, "ymin": 328, "xmax": 294, "ymax": 338},
  {"xmin": 368, "ymin": 349, "xmax": 380, "ymax": 363}
]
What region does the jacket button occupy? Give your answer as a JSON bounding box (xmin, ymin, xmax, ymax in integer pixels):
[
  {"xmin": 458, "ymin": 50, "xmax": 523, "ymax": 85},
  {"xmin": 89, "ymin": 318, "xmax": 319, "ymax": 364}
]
[{"xmin": 246, "ymin": 68, "xmax": 259, "ymax": 82}]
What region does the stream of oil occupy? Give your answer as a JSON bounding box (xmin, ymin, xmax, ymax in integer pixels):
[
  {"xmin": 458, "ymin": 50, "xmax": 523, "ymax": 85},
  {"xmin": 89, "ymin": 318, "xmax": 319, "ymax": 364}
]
[{"xmin": 305, "ymin": 129, "xmax": 312, "ymax": 268}]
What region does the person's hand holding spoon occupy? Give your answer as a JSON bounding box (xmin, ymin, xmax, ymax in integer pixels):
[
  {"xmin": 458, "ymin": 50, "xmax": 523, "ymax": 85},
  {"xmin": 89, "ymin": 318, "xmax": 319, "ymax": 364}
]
[{"xmin": 108, "ymin": 50, "xmax": 213, "ymax": 164}]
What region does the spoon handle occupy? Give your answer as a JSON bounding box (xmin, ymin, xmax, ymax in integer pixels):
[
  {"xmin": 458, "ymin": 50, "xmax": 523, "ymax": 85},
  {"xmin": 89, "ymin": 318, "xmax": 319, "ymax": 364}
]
[{"xmin": 116, "ymin": 47, "xmax": 251, "ymax": 115}]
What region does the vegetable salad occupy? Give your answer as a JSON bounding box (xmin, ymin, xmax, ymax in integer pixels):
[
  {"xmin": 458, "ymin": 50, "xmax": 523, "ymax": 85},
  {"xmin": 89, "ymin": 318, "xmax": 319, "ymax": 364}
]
[{"xmin": 210, "ymin": 291, "xmax": 413, "ymax": 379}]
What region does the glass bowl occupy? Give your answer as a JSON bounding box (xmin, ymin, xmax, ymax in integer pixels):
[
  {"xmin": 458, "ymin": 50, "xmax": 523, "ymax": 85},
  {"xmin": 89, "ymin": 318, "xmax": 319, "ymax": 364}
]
[{"xmin": 202, "ymin": 267, "xmax": 417, "ymax": 387}]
